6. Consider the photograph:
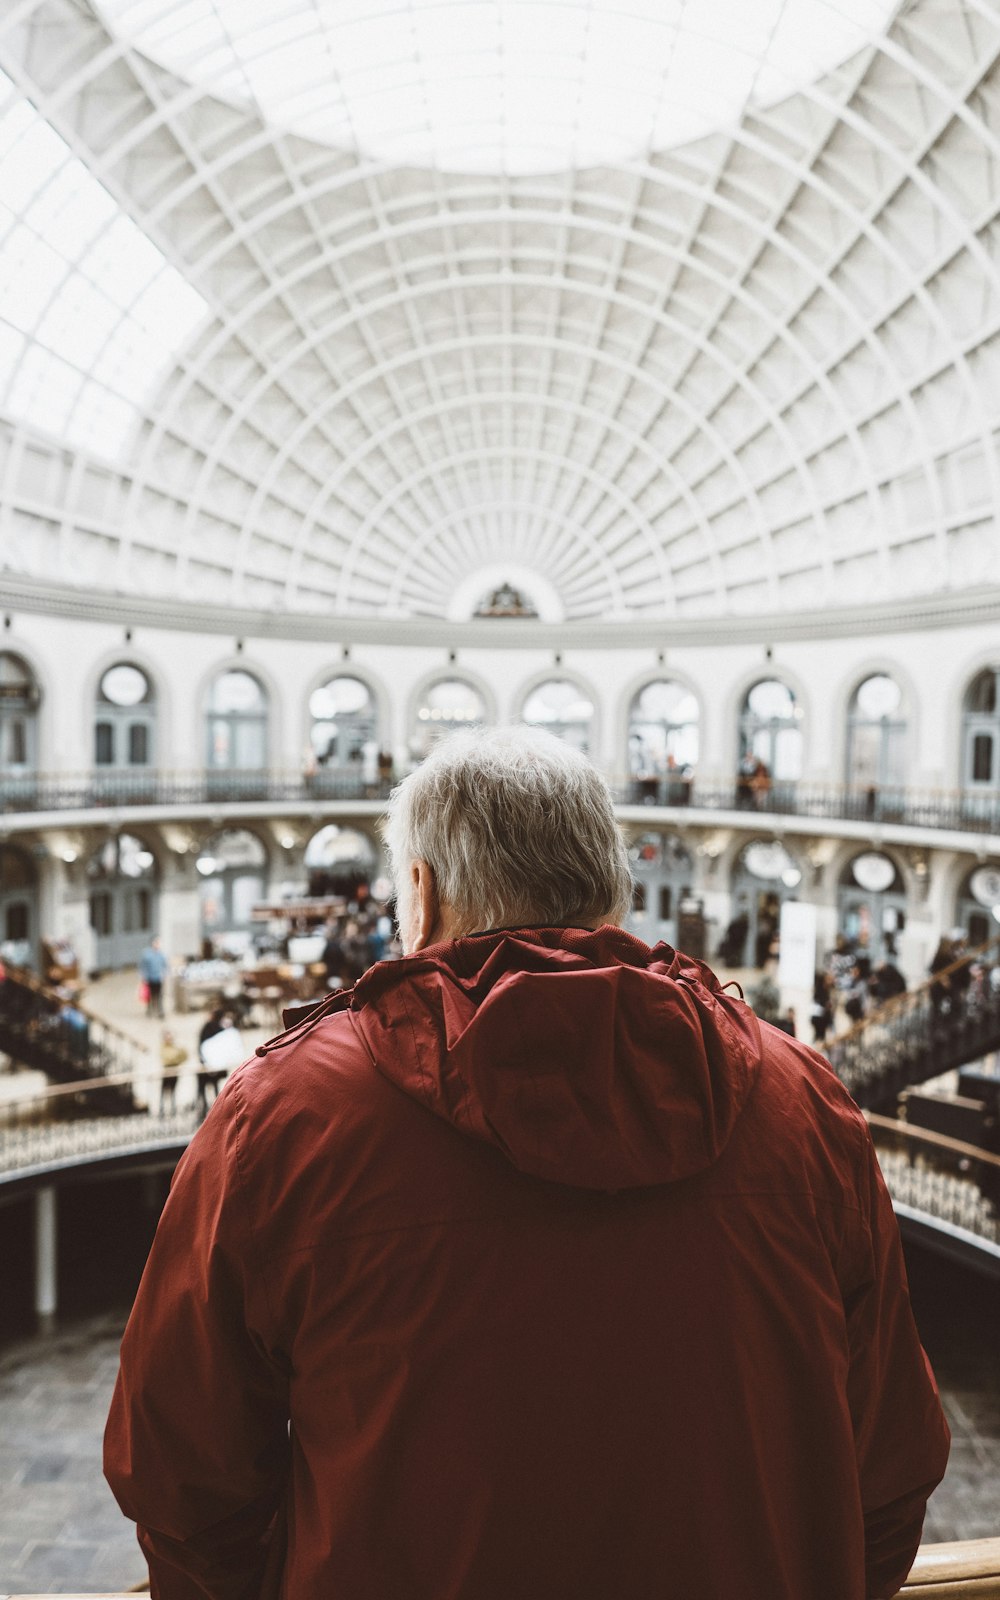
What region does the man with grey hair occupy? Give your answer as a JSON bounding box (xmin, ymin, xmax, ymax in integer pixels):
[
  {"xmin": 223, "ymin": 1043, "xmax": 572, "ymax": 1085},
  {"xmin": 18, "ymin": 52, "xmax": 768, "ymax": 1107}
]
[{"xmin": 106, "ymin": 725, "xmax": 948, "ymax": 1600}]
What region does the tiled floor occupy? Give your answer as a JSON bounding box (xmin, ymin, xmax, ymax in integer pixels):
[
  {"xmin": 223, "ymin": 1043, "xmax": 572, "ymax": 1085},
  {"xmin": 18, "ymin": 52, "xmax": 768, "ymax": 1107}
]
[
  {"xmin": 0, "ymin": 1312, "xmax": 148, "ymax": 1595},
  {"xmin": 0, "ymin": 1261, "xmax": 998, "ymax": 1595}
]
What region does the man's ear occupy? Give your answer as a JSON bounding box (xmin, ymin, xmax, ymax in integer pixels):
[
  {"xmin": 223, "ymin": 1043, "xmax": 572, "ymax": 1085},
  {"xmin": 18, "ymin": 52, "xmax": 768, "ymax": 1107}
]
[{"xmin": 410, "ymin": 858, "xmax": 443, "ymax": 952}]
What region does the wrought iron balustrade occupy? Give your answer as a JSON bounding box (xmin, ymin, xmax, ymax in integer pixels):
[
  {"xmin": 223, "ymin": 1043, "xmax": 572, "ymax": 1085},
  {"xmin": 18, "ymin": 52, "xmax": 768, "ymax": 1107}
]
[
  {"xmin": 0, "ymin": 966, "xmax": 148, "ymax": 1103},
  {"xmin": 0, "ymin": 767, "xmax": 999, "ymax": 835},
  {"xmin": 825, "ymin": 935, "xmax": 1000, "ymax": 1111},
  {"xmin": 867, "ymin": 1113, "xmax": 1000, "ymax": 1250}
]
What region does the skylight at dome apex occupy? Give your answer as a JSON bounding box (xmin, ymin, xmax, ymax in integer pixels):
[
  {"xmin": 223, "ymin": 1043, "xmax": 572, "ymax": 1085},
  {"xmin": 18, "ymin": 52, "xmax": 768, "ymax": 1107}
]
[{"xmin": 99, "ymin": 0, "xmax": 895, "ymax": 171}]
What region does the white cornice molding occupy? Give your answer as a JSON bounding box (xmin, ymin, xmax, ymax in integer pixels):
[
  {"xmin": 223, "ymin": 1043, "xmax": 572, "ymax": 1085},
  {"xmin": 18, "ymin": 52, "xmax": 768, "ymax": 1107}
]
[{"xmin": 1, "ymin": 577, "xmax": 999, "ymax": 649}]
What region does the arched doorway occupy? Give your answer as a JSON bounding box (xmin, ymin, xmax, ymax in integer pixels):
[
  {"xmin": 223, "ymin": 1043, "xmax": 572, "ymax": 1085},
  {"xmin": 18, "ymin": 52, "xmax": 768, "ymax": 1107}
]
[
  {"xmin": 627, "ymin": 680, "xmax": 699, "ymax": 802},
  {"xmin": 87, "ymin": 834, "xmax": 158, "ymax": 970},
  {"xmin": 956, "ymin": 863, "xmax": 1000, "ymax": 949},
  {"xmin": 0, "ymin": 651, "xmax": 40, "ymax": 805},
  {"xmin": 0, "ymin": 844, "xmax": 37, "ymax": 967},
  {"xmin": 308, "ymin": 675, "xmax": 378, "ymax": 791},
  {"xmin": 520, "ymin": 679, "xmax": 594, "ymax": 753},
  {"xmin": 627, "ymin": 832, "xmax": 694, "ymax": 948},
  {"xmin": 729, "ymin": 839, "xmax": 803, "ymax": 968},
  {"xmin": 845, "ymin": 674, "xmax": 906, "ymax": 816},
  {"xmin": 304, "ymin": 826, "xmax": 379, "ymax": 901},
  {"xmin": 411, "ymin": 678, "xmax": 487, "ymax": 760},
  {"xmin": 737, "ymin": 680, "xmax": 802, "ymax": 805},
  {"xmin": 197, "ymin": 829, "xmax": 269, "ymax": 949},
  {"xmin": 837, "ymin": 851, "xmax": 907, "ymax": 965},
  {"xmin": 94, "ymin": 662, "xmax": 157, "ymax": 798},
  {"xmin": 205, "ymin": 669, "xmax": 268, "ymax": 797}
]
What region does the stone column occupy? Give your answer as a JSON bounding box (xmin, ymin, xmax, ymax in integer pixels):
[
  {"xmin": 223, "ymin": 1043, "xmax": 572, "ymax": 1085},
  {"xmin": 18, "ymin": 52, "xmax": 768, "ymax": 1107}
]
[{"xmin": 34, "ymin": 1183, "xmax": 57, "ymax": 1333}]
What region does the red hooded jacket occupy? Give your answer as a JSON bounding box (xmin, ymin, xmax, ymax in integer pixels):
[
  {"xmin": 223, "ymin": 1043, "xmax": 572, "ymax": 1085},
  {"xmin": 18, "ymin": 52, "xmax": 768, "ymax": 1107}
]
[{"xmin": 105, "ymin": 927, "xmax": 949, "ymax": 1600}]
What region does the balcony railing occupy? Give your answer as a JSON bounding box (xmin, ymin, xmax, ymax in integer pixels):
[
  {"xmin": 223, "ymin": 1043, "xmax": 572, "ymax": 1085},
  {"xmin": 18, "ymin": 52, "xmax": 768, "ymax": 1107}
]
[
  {"xmin": 1, "ymin": 767, "xmax": 1000, "ymax": 835},
  {"xmin": 3, "ymin": 1537, "xmax": 1000, "ymax": 1598}
]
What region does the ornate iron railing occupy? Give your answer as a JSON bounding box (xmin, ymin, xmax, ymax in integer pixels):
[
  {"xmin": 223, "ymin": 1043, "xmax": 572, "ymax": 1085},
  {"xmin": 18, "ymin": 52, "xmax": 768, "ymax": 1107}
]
[
  {"xmin": 1, "ymin": 767, "xmax": 1000, "ymax": 835},
  {"xmin": 867, "ymin": 1114, "xmax": 1000, "ymax": 1250},
  {"xmin": 0, "ymin": 966, "xmax": 149, "ymax": 1101},
  {"xmin": 826, "ymin": 936, "xmax": 1000, "ymax": 1111}
]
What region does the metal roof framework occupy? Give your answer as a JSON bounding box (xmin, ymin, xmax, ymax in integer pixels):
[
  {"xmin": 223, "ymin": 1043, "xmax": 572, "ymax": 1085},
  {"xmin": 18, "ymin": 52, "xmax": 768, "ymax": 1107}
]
[{"xmin": 0, "ymin": 0, "xmax": 998, "ymax": 624}]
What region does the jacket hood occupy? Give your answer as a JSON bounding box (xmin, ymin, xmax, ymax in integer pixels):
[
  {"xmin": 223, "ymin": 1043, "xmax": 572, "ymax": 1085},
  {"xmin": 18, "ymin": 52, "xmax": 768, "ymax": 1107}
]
[{"xmin": 352, "ymin": 926, "xmax": 762, "ymax": 1191}]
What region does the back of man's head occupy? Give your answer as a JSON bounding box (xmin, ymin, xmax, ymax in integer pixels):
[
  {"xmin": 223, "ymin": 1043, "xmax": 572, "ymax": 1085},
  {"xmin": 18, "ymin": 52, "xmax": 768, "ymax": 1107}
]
[{"xmin": 384, "ymin": 724, "xmax": 632, "ymax": 939}]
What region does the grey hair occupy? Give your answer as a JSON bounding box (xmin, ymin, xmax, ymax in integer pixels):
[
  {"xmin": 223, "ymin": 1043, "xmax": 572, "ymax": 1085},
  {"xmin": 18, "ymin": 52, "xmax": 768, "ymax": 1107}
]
[{"xmin": 383, "ymin": 724, "xmax": 633, "ymax": 936}]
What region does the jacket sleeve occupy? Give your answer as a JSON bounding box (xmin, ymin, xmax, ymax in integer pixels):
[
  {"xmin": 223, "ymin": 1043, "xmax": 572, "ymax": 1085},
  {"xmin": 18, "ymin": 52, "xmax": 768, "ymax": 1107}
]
[
  {"xmin": 104, "ymin": 1073, "xmax": 289, "ymax": 1600},
  {"xmin": 844, "ymin": 1125, "xmax": 951, "ymax": 1600}
]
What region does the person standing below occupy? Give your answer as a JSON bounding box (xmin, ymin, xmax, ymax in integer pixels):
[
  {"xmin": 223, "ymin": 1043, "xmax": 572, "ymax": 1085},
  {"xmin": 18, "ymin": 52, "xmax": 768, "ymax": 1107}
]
[
  {"xmin": 158, "ymin": 1029, "xmax": 188, "ymax": 1117},
  {"xmin": 138, "ymin": 936, "xmax": 169, "ymax": 1019},
  {"xmin": 106, "ymin": 727, "xmax": 948, "ymax": 1600}
]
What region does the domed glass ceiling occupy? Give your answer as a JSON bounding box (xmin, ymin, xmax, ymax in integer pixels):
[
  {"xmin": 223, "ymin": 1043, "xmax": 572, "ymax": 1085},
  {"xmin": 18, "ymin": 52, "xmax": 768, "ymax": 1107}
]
[
  {"xmin": 0, "ymin": 0, "xmax": 999, "ymax": 626},
  {"xmin": 98, "ymin": 0, "xmax": 898, "ymax": 173}
]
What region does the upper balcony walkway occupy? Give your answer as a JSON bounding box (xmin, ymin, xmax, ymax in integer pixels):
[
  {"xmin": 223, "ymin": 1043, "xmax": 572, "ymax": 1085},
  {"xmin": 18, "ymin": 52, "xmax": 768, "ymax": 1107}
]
[{"xmin": 1, "ymin": 769, "xmax": 999, "ymax": 851}]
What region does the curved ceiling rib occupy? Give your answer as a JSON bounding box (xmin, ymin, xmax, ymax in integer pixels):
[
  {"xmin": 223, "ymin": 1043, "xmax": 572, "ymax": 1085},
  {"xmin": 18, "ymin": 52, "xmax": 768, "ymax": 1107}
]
[{"xmin": 0, "ymin": 0, "xmax": 999, "ymax": 621}]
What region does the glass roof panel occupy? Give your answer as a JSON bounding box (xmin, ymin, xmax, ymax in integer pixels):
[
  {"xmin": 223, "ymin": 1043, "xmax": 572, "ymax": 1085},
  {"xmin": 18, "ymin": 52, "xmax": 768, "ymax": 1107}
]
[
  {"xmin": 98, "ymin": 0, "xmax": 899, "ymax": 174},
  {"xmin": 0, "ymin": 70, "xmax": 208, "ymax": 461}
]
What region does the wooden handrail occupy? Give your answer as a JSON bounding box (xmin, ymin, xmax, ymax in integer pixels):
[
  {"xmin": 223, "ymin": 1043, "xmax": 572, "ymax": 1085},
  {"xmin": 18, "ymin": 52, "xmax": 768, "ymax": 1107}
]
[
  {"xmin": 3, "ymin": 1539, "xmax": 1000, "ymax": 1597},
  {"xmin": 866, "ymin": 1111, "xmax": 1000, "ymax": 1172}
]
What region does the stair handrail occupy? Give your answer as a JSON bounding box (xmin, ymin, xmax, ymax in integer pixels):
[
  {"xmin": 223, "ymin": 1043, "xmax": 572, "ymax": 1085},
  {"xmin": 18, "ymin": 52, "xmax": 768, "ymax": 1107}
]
[
  {"xmin": 826, "ymin": 933, "xmax": 1000, "ymax": 1050},
  {"xmin": 0, "ymin": 963, "xmax": 149, "ymax": 1059}
]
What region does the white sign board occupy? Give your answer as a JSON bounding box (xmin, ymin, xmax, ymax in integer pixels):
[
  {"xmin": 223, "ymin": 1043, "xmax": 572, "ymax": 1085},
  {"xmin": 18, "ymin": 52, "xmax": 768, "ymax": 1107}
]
[{"xmin": 778, "ymin": 900, "xmax": 817, "ymax": 991}]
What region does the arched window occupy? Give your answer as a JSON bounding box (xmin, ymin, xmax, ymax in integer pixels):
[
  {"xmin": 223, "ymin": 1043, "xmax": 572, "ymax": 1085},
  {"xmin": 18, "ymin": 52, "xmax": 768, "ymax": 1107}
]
[
  {"xmin": 727, "ymin": 839, "xmax": 802, "ymax": 969},
  {"xmin": 627, "ymin": 680, "xmax": 699, "ymax": 802},
  {"xmin": 197, "ymin": 829, "xmax": 268, "ymax": 945},
  {"xmin": 206, "ymin": 670, "xmax": 268, "ymax": 771},
  {"xmin": 412, "ymin": 678, "xmax": 486, "ymax": 759},
  {"xmin": 963, "ymin": 666, "xmax": 1000, "ymax": 789},
  {"xmin": 846, "ymin": 674, "xmax": 905, "ymax": 800},
  {"xmin": 95, "ymin": 663, "xmax": 156, "ymax": 770},
  {"xmin": 0, "ymin": 843, "xmax": 37, "ymax": 966},
  {"xmin": 627, "ymin": 833, "xmax": 694, "ymax": 941},
  {"xmin": 521, "ymin": 679, "xmax": 594, "ymax": 753},
  {"xmin": 87, "ymin": 833, "xmax": 157, "ymax": 970},
  {"xmin": 0, "ymin": 652, "xmax": 39, "ymax": 773},
  {"xmin": 304, "ymin": 825, "xmax": 378, "ymax": 900},
  {"xmin": 837, "ymin": 851, "xmax": 906, "ymax": 964},
  {"xmin": 738, "ymin": 679, "xmax": 802, "ymax": 784},
  {"xmin": 956, "ymin": 863, "xmax": 1000, "ymax": 949},
  {"xmin": 309, "ymin": 676, "xmax": 377, "ymax": 785}
]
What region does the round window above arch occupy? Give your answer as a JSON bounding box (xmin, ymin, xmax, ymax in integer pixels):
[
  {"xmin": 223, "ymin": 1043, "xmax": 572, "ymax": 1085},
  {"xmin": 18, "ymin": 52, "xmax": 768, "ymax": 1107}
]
[
  {"xmin": 841, "ymin": 852, "xmax": 901, "ymax": 894},
  {"xmin": 304, "ymin": 825, "xmax": 377, "ymax": 871},
  {"xmin": 744, "ymin": 679, "xmax": 797, "ymax": 720},
  {"xmin": 209, "ymin": 669, "xmax": 267, "ymax": 714},
  {"xmin": 965, "ymin": 667, "xmax": 1000, "ymax": 715},
  {"xmin": 738, "ymin": 840, "xmax": 800, "ymax": 887},
  {"xmin": 87, "ymin": 833, "xmax": 157, "ymax": 880},
  {"xmin": 99, "ymin": 663, "xmax": 153, "ymax": 706},
  {"xmin": 852, "ymin": 674, "xmax": 902, "ymax": 719},
  {"xmin": 197, "ymin": 828, "xmax": 268, "ymax": 876}
]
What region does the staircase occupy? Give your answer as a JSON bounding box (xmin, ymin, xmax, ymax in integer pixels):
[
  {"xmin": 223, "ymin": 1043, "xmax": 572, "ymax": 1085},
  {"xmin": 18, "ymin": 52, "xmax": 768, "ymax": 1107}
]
[
  {"xmin": 825, "ymin": 936, "xmax": 1000, "ymax": 1112},
  {"xmin": 0, "ymin": 966, "xmax": 142, "ymax": 1114}
]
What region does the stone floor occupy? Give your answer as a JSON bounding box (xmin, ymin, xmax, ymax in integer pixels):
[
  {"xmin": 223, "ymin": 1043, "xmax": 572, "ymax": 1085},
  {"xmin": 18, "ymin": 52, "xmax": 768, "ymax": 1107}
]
[
  {"xmin": 0, "ymin": 1312, "xmax": 148, "ymax": 1595},
  {"xmin": 0, "ymin": 1256, "xmax": 997, "ymax": 1594}
]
